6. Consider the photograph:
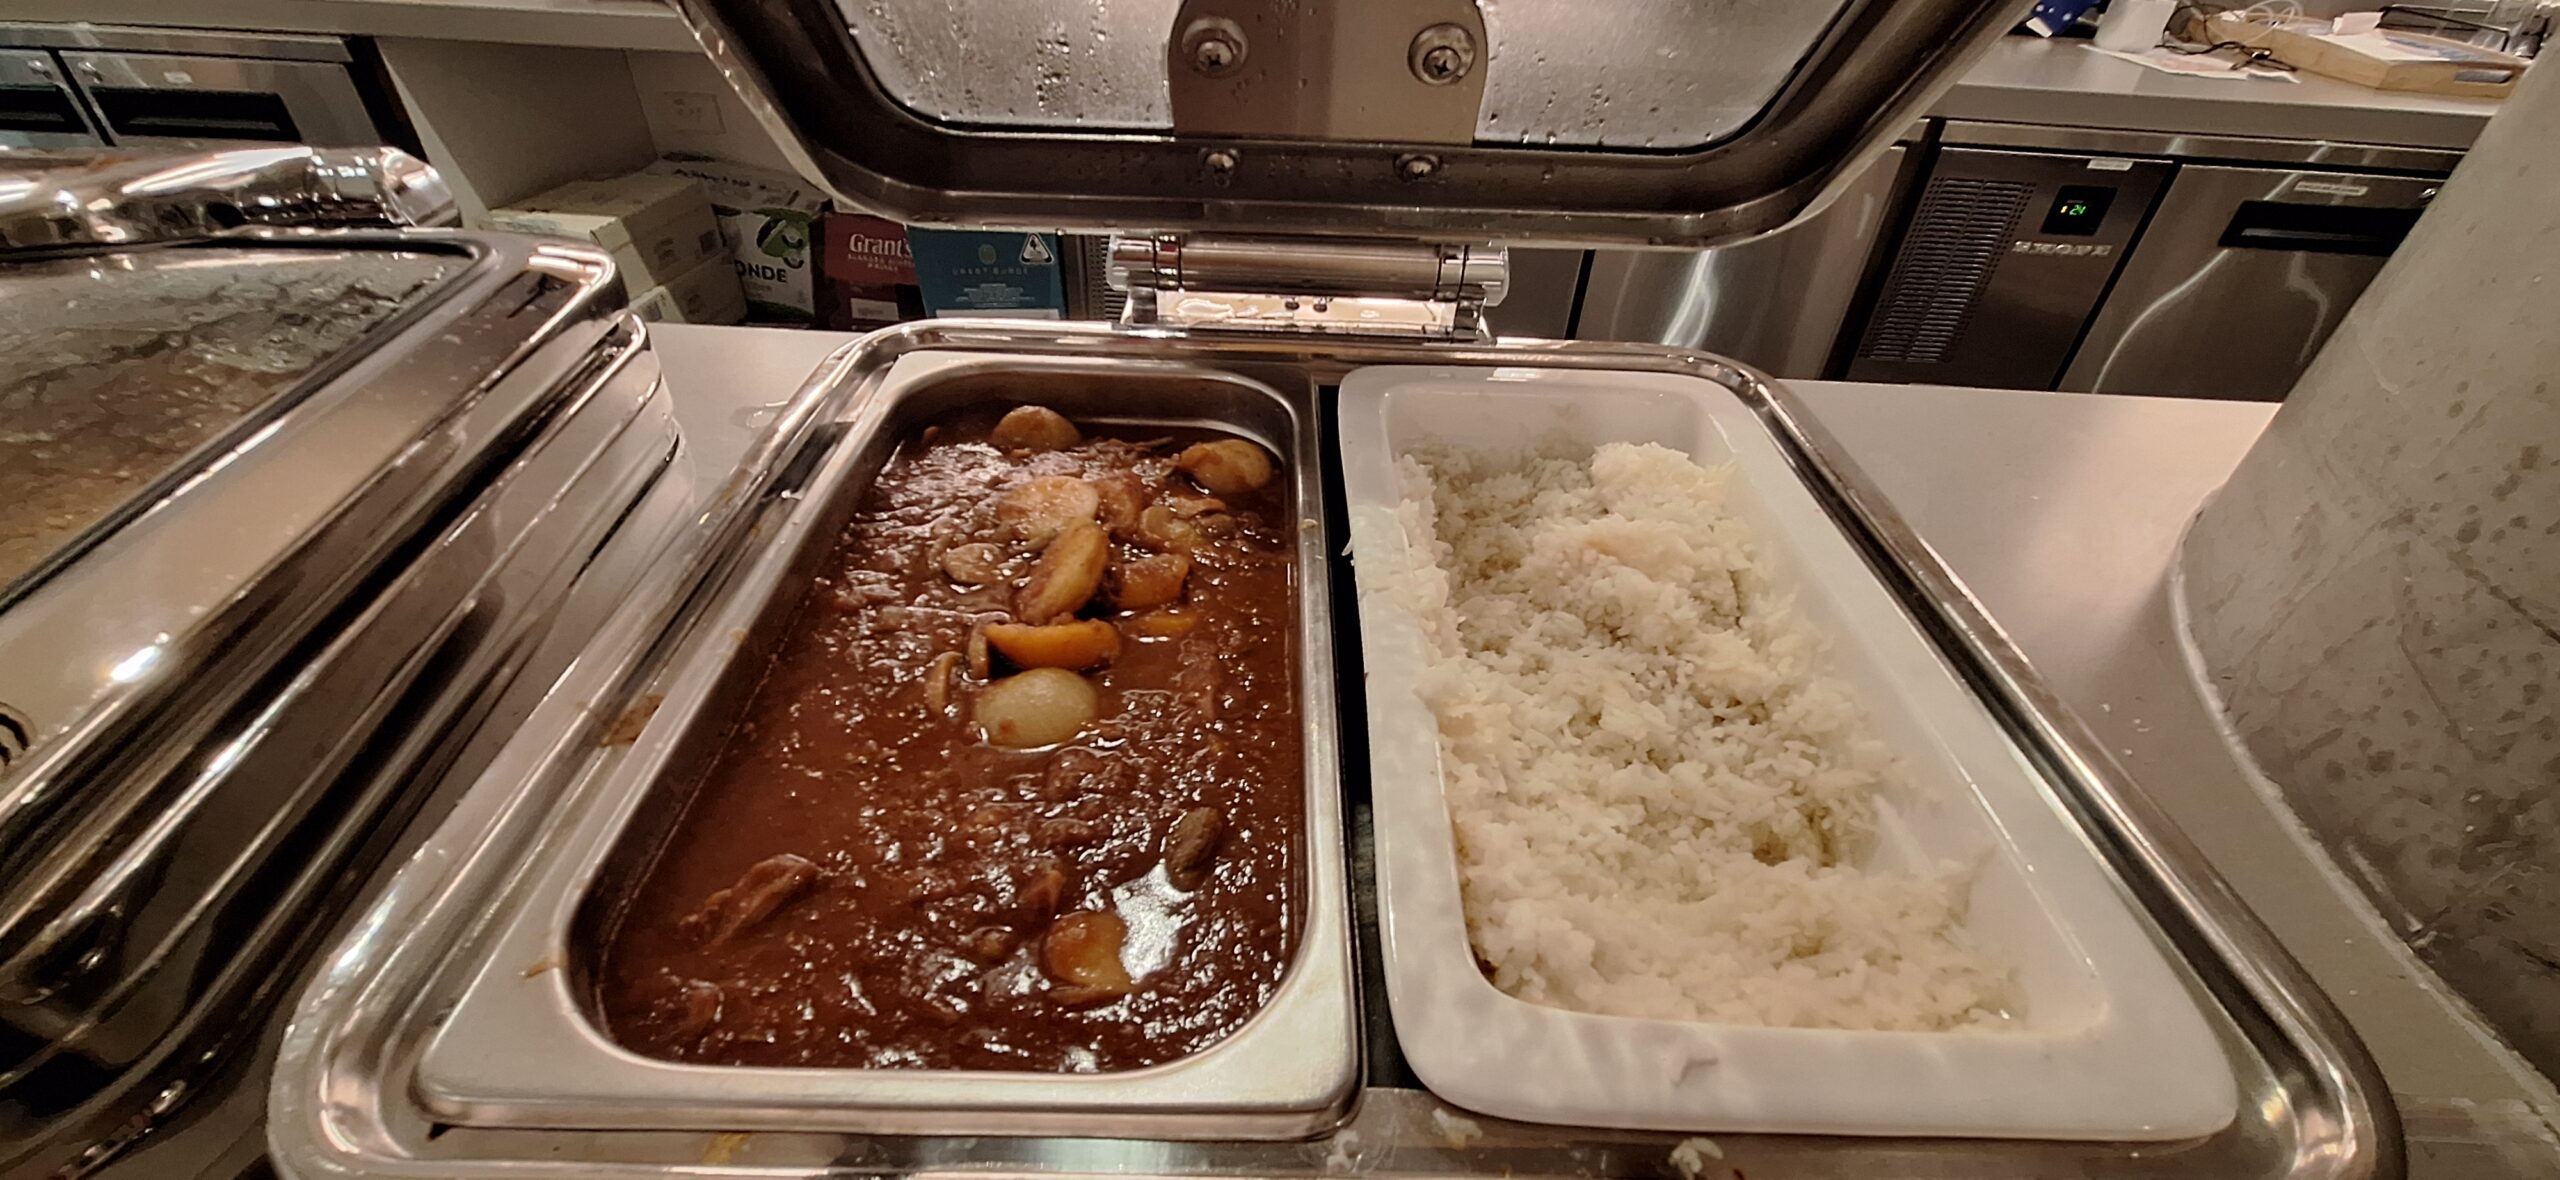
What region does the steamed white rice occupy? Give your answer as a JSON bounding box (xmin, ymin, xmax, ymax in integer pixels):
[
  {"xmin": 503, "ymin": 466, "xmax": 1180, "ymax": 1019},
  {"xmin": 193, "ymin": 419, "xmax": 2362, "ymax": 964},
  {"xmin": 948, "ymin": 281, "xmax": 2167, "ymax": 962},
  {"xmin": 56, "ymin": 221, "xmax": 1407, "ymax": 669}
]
[{"xmin": 1389, "ymin": 441, "xmax": 2007, "ymax": 1031}]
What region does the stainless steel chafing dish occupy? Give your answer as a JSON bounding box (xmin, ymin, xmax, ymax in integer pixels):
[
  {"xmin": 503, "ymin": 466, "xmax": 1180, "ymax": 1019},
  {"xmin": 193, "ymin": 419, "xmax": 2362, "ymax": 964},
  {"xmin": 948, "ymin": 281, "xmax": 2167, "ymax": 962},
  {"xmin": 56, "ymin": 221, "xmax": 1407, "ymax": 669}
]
[
  {"xmin": 0, "ymin": 147, "xmax": 689, "ymax": 1179},
  {"xmin": 272, "ymin": 1, "xmax": 2400, "ymax": 1178},
  {"xmin": 412, "ymin": 353, "xmax": 1357, "ymax": 1139},
  {"xmin": 272, "ymin": 323, "xmax": 2396, "ymax": 1180}
]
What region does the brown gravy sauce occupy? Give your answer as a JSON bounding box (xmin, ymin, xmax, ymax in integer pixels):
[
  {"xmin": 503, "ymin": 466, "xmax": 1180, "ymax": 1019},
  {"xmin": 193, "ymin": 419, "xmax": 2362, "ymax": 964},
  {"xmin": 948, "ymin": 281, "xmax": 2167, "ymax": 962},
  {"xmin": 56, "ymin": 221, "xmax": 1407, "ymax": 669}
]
[{"xmin": 595, "ymin": 407, "xmax": 1301, "ymax": 1072}]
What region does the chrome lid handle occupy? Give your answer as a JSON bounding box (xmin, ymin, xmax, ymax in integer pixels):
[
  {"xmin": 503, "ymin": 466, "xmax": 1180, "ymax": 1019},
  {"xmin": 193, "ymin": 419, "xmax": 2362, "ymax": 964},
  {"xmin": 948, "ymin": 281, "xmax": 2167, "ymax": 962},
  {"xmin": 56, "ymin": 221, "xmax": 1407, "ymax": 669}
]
[
  {"xmin": 0, "ymin": 146, "xmax": 457, "ymax": 254},
  {"xmin": 307, "ymin": 145, "xmax": 457, "ymax": 229}
]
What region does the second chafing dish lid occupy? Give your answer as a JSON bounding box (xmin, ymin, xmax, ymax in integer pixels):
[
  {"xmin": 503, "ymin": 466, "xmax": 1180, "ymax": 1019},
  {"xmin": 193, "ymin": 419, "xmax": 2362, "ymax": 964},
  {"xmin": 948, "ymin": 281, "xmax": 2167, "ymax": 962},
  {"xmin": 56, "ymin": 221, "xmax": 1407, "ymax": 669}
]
[
  {"xmin": 0, "ymin": 221, "xmax": 625, "ymax": 798},
  {"xmin": 0, "ymin": 244, "xmax": 464, "ymax": 597},
  {"xmin": 674, "ymin": 0, "xmax": 2025, "ymax": 246},
  {"xmin": 0, "ymin": 173, "xmax": 631, "ymax": 1103}
]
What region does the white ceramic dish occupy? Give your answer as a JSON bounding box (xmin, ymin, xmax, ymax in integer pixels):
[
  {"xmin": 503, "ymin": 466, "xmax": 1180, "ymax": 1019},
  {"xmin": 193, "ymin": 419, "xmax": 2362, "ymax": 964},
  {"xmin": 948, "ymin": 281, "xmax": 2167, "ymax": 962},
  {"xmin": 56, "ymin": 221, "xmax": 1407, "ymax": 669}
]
[{"xmin": 1339, "ymin": 364, "xmax": 2237, "ymax": 1140}]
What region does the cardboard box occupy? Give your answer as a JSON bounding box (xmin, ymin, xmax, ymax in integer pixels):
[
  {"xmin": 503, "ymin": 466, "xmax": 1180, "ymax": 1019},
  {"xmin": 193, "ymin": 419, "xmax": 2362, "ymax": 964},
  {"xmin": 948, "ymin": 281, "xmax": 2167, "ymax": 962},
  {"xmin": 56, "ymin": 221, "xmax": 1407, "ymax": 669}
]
[
  {"xmin": 907, "ymin": 228, "xmax": 1067, "ymax": 319},
  {"xmin": 484, "ymin": 173, "xmax": 723, "ymax": 293},
  {"xmin": 2206, "ymin": 14, "xmax": 2527, "ymax": 97},
  {"xmin": 645, "ymin": 156, "xmax": 828, "ymax": 323},
  {"xmin": 629, "ymin": 253, "xmax": 749, "ymax": 325},
  {"xmin": 819, "ymin": 212, "xmax": 922, "ymax": 330}
]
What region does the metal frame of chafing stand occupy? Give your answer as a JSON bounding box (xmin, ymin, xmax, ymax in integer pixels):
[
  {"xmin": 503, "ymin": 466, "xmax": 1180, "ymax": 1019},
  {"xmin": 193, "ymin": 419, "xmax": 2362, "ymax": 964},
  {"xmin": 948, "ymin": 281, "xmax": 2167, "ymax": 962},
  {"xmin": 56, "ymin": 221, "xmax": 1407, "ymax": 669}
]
[{"xmin": 270, "ymin": 319, "xmax": 2397, "ymax": 1180}]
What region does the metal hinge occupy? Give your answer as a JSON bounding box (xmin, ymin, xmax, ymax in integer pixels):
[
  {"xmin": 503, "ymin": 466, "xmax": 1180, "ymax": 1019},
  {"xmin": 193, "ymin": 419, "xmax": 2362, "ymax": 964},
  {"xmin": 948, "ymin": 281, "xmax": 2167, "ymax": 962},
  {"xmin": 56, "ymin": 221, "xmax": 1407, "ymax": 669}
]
[
  {"xmin": 1166, "ymin": 0, "xmax": 1486, "ymax": 145},
  {"xmin": 1107, "ymin": 233, "xmax": 1508, "ymax": 340}
]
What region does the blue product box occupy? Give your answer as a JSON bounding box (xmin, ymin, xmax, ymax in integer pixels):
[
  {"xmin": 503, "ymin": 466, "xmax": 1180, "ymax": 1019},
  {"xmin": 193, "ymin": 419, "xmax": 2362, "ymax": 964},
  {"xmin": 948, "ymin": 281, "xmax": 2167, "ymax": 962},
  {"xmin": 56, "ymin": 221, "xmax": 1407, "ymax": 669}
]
[
  {"xmin": 2023, "ymin": 0, "xmax": 2103, "ymax": 36},
  {"xmin": 906, "ymin": 229, "xmax": 1067, "ymax": 318}
]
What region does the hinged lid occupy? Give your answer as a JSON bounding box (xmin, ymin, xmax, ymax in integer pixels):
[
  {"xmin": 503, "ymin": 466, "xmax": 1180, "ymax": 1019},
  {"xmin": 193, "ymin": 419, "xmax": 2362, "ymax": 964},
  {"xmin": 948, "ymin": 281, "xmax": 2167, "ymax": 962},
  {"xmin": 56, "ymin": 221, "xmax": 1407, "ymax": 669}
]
[
  {"xmin": 1109, "ymin": 233, "xmax": 1508, "ymax": 339},
  {"xmin": 673, "ymin": 0, "xmax": 2025, "ymax": 247}
]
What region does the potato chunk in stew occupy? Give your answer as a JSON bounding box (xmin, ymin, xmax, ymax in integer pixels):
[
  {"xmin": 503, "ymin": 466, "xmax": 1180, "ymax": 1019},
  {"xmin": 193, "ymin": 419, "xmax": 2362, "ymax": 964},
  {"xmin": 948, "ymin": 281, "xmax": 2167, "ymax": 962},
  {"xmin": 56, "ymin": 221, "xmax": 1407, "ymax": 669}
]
[
  {"xmin": 991, "ymin": 404, "xmax": 1080, "ymax": 451},
  {"xmin": 996, "ymin": 476, "xmax": 1101, "ymax": 547},
  {"xmin": 975, "ymin": 667, "xmax": 1099, "ymax": 748},
  {"xmin": 986, "ymin": 619, "xmax": 1121, "ymax": 670}
]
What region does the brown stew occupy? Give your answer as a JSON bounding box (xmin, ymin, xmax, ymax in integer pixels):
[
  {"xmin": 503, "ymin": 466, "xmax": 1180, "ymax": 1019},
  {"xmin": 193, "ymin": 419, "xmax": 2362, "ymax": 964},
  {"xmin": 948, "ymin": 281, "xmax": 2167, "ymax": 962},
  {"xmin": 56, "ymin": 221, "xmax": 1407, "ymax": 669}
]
[{"xmin": 595, "ymin": 406, "xmax": 1301, "ymax": 1072}]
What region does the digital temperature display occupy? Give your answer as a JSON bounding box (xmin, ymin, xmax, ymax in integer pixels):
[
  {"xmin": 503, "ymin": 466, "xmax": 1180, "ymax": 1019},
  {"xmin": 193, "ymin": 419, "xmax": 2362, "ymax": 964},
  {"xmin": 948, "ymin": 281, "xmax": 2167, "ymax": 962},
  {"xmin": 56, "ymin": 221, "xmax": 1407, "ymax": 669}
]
[{"xmin": 2041, "ymin": 185, "xmax": 2115, "ymax": 236}]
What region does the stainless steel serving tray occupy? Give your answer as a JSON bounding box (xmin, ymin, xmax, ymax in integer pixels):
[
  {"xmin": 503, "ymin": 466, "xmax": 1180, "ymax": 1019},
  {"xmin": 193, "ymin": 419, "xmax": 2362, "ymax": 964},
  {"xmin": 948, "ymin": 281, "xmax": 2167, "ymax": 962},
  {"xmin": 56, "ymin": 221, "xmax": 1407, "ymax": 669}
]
[
  {"xmin": 410, "ymin": 351, "xmax": 1358, "ymax": 1139},
  {"xmin": 270, "ymin": 322, "xmax": 2395, "ymax": 1180}
]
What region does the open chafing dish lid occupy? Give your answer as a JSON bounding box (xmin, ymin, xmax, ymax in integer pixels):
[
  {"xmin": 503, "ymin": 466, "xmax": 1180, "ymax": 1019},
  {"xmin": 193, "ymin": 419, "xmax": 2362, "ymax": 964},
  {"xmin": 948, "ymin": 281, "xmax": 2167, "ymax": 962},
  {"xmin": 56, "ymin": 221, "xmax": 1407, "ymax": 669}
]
[
  {"xmin": 0, "ymin": 148, "xmax": 643, "ymax": 1163},
  {"xmin": 676, "ymin": 0, "xmax": 2026, "ymax": 246}
]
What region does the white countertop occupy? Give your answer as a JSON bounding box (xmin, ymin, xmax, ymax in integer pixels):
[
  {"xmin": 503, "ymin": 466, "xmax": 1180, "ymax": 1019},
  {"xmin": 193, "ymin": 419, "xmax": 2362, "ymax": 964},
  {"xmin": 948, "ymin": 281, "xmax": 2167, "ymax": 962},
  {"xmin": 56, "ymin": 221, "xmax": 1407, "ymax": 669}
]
[
  {"xmin": 1790, "ymin": 380, "xmax": 2559, "ymax": 1173},
  {"xmin": 11, "ymin": 4, "xmax": 2507, "ymax": 151},
  {"xmin": 648, "ymin": 323, "xmax": 2559, "ymax": 1174}
]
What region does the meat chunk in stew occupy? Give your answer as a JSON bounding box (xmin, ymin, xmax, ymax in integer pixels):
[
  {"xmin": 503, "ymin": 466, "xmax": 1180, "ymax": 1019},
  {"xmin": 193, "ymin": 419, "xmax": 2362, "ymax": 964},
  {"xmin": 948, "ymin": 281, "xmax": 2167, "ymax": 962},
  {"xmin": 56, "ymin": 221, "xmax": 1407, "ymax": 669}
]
[
  {"xmin": 677, "ymin": 854, "xmax": 819, "ymax": 946},
  {"xmin": 1164, "ymin": 806, "xmax": 1226, "ymax": 891}
]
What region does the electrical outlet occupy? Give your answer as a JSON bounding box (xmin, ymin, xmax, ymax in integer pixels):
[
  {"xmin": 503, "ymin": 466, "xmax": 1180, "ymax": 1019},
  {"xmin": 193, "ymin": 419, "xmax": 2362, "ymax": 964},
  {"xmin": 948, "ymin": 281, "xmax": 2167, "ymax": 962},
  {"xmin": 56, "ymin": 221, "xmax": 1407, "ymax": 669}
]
[{"xmin": 665, "ymin": 91, "xmax": 725, "ymax": 135}]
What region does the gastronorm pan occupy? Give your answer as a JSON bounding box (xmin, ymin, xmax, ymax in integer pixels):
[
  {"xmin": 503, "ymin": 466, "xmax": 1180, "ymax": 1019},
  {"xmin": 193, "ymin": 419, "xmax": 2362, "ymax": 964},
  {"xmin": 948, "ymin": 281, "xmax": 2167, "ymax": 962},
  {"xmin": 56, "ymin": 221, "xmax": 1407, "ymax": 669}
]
[
  {"xmin": 1338, "ymin": 364, "xmax": 2232, "ymax": 1139},
  {"xmin": 271, "ymin": 321, "xmax": 2394, "ymax": 1180},
  {"xmin": 408, "ymin": 349, "xmax": 1359, "ymax": 1140}
]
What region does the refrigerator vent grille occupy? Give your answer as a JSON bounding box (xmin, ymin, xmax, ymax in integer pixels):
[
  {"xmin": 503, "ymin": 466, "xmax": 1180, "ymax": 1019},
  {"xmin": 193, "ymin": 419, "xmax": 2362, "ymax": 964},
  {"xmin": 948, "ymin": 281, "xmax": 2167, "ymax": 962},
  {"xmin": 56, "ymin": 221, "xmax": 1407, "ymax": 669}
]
[{"xmin": 1858, "ymin": 177, "xmax": 2031, "ymax": 364}]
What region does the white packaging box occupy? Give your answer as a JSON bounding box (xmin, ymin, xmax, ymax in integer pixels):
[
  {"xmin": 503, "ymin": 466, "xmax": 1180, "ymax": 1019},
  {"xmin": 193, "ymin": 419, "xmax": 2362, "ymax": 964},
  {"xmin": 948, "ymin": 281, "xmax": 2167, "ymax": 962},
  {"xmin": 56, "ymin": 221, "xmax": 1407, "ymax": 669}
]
[
  {"xmin": 627, "ymin": 253, "xmax": 748, "ymax": 326},
  {"xmin": 644, "ymin": 156, "xmax": 828, "ymax": 323},
  {"xmin": 485, "ymin": 173, "xmax": 725, "ymax": 293}
]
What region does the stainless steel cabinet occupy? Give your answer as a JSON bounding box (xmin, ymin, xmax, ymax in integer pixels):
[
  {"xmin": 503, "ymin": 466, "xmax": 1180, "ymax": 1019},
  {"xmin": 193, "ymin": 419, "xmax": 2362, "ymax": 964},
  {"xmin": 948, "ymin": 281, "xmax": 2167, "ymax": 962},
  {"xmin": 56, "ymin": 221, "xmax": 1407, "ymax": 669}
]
[
  {"xmin": 60, "ymin": 49, "xmax": 378, "ymax": 148},
  {"xmin": 2057, "ymin": 165, "xmax": 2434, "ymax": 400},
  {"xmin": 1843, "ymin": 146, "xmax": 2173, "ymax": 390},
  {"xmin": 1829, "ymin": 124, "xmax": 2456, "ymax": 399},
  {"xmin": 0, "ymin": 25, "xmax": 390, "ymax": 150},
  {"xmin": 1574, "ymin": 145, "xmax": 1909, "ymax": 378},
  {"xmin": 0, "ymin": 47, "xmax": 102, "ymax": 148},
  {"xmin": 1493, "ymin": 247, "xmax": 1588, "ymax": 340}
]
